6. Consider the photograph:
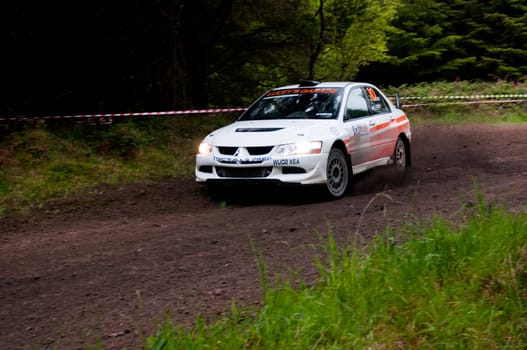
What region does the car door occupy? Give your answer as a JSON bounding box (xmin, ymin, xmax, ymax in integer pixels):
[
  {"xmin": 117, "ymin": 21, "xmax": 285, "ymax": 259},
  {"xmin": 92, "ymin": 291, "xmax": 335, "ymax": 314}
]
[
  {"xmin": 342, "ymin": 87, "xmax": 372, "ymax": 166},
  {"xmin": 362, "ymin": 85, "xmax": 398, "ymax": 162}
]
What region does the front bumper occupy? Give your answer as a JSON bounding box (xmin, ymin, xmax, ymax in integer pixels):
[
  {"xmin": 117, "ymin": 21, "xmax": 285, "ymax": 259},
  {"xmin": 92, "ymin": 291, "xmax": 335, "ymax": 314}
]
[{"xmin": 195, "ymin": 153, "xmax": 328, "ymax": 185}]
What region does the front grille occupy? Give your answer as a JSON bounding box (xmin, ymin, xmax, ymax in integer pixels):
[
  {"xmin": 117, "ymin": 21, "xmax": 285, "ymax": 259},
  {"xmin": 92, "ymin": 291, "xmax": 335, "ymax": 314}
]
[
  {"xmin": 217, "ymin": 146, "xmax": 274, "ymax": 156},
  {"xmin": 247, "ymin": 146, "xmax": 273, "ymax": 155},
  {"xmin": 216, "ymin": 158, "xmax": 265, "ymax": 164},
  {"xmin": 216, "ymin": 166, "xmax": 272, "ymax": 178},
  {"xmin": 218, "ymin": 147, "xmax": 238, "ymax": 155},
  {"xmin": 241, "ymin": 159, "xmax": 264, "ymax": 164}
]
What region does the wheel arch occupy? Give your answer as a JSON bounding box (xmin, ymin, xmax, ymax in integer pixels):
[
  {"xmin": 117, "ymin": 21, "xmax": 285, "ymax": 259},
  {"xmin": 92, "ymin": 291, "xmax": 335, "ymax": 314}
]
[
  {"xmin": 331, "ymin": 140, "xmax": 352, "ymax": 174},
  {"xmin": 397, "ymin": 132, "xmax": 412, "ymax": 167}
]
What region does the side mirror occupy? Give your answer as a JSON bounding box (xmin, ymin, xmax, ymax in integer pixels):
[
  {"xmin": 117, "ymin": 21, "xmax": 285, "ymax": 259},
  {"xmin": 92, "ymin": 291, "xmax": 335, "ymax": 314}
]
[{"xmin": 393, "ymin": 93, "xmax": 403, "ymax": 109}]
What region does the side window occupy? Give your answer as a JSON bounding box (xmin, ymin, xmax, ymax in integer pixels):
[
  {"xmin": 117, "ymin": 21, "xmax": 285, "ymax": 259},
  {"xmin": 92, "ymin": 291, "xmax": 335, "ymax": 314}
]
[
  {"xmin": 364, "ymin": 86, "xmax": 390, "ymax": 115},
  {"xmin": 345, "ymin": 88, "xmax": 370, "ymax": 120}
]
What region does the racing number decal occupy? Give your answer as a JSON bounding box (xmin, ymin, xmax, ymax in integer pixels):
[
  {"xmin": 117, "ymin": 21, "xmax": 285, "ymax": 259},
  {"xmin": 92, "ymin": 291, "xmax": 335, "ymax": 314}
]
[{"xmin": 365, "ymin": 87, "xmax": 377, "ymax": 100}]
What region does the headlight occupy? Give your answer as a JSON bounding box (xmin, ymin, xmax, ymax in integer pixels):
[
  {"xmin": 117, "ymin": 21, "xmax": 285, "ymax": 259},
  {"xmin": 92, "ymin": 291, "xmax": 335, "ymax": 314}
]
[
  {"xmin": 198, "ymin": 142, "xmax": 213, "ymax": 155},
  {"xmin": 277, "ymin": 141, "xmax": 322, "ymax": 156}
]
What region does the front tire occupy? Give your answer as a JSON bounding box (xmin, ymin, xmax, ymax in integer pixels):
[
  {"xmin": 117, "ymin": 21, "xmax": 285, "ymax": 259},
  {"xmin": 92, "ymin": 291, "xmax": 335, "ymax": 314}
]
[{"xmin": 326, "ymin": 148, "xmax": 349, "ymax": 199}]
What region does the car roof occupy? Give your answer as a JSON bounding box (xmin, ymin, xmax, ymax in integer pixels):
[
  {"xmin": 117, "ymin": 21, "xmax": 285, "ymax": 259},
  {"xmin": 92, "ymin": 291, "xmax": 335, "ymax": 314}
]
[{"xmin": 273, "ymin": 81, "xmax": 366, "ymax": 90}]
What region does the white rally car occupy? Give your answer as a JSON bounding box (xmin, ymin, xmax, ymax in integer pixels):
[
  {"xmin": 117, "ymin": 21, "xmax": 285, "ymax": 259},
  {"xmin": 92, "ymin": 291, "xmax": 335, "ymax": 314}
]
[{"xmin": 196, "ymin": 81, "xmax": 411, "ymax": 198}]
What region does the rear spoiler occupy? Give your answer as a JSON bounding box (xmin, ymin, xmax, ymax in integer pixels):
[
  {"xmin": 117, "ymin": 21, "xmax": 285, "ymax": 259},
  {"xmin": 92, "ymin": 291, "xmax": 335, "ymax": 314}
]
[{"xmin": 389, "ymin": 93, "xmax": 403, "ymax": 109}]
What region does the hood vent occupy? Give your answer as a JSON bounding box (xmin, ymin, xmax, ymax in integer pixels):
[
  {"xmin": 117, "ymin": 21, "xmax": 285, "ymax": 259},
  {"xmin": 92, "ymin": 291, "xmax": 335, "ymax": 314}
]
[{"xmin": 235, "ymin": 127, "xmax": 283, "ymax": 132}]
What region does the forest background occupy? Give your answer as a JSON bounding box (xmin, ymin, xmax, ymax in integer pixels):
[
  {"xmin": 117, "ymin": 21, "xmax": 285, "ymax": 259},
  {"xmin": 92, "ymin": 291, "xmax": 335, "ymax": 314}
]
[{"xmin": 2, "ymin": 0, "xmax": 526, "ymax": 117}]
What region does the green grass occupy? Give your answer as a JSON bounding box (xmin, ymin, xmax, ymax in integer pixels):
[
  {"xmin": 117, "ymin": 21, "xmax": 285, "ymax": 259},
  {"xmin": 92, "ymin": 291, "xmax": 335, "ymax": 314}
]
[
  {"xmin": 407, "ymin": 104, "xmax": 527, "ymax": 125},
  {"xmin": 385, "ymin": 80, "xmax": 527, "ymax": 98},
  {"xmin": 146, "ymin": 197, "xmax": 527, "ymax": 349},
  {"xmin": 387, "ymin": 80, "xmax": 527, "ymax": 125},
  {"xmin": 0, "ymin": 115, "xmax": 235, "ymax": 213}
]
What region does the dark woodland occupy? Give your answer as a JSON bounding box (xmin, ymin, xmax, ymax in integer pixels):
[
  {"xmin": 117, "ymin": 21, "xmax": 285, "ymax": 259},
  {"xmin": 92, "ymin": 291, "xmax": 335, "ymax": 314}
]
[{"xmin": 2, "ymin": 0, "xmax": 526, "ymax": 116}]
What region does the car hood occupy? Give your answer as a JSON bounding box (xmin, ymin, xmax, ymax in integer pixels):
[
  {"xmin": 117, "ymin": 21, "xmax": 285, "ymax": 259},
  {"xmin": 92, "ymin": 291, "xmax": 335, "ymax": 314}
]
[{"xmin": 205, "ymin": 119, "xmax": 337, "ymax": 146}]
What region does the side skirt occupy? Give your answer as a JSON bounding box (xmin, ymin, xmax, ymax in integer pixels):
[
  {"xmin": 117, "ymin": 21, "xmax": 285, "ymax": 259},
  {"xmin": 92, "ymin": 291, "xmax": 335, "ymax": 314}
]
[{"xmin": 352, "ymin": 157, "xmax": 391, "ymax": 175}]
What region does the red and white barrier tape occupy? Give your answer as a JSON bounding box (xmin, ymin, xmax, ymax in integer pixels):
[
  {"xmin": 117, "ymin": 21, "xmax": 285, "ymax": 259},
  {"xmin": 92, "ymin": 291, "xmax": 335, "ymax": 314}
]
[
  {"xmin": 404, "ymin": 99, "xmax": 527, "ymax": 108},
  {"xmin": 402, "ymin": 94, "xmax": 527, "ymax": 100},
  {"xmin": 0, "ymin": 107, "xmax": 248, "ymax": 122},
  {"xmin": 1, "ymin": 95, "xmax": 526, "ymax": 122}
]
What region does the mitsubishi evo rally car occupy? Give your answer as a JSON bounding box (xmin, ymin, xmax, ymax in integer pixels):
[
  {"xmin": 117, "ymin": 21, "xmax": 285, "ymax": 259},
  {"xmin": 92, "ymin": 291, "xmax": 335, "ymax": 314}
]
[{"xmin": 195, "ymin": 81, "xmax": 411, "ymax": 198}]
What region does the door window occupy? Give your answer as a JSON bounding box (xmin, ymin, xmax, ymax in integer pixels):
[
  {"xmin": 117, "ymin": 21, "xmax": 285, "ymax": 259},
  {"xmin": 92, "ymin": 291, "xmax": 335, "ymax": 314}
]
[
  {"xmin": 364, "ymin": 86, "xmax": 390, "ymax": 115},
  {"xmin": 345, "ymin": 88, "xmax": 370, "ymax": 120}
]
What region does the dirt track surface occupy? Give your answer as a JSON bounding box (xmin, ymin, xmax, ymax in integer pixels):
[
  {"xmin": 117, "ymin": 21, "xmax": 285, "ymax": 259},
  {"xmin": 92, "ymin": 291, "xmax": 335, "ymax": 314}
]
[{"xmin": 1, "ymin": 124, "xmax": 527, "ymax": 349}]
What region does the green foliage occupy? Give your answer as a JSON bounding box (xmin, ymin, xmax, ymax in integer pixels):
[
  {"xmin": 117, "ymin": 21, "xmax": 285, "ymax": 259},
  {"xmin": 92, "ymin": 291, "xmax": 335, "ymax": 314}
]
[
  {"xmin": 360, "ymin": 0, "xmax": 527, "ymax": 84},
  {"xmin": 191, "ymin": 0, "xmax": 527, "ymax": 102},
  {"xmin": 146, "ymin": 199, "xmax": 527, "ymax": 349},
  {"xmin": 201, "ymin": 0, "xmax": 316, "ymax": 106},
  {"xmin": 9, "ymin": 1, "xmax": 526, "ymax": 115},
  {"xmin": 455, "ymin": 0, "xmax": 527, "ymax": 80},
  {"xmin": 199, "ymin": 0, "xmax": 402, "ymax": 104},
  {"xmin": 171, "ymin": 0, "xmax": 527, "ymax": 100},
  {"xmin": 316, "ymin": 0, "xmax": 399, "ymax": 80}
]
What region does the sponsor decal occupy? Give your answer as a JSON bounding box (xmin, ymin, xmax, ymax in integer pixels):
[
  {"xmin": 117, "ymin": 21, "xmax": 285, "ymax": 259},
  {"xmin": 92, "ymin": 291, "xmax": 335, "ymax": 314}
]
[
  {"xmin": 214, "ymin": 156, "xmax": 271, "ymax": 163},
  {"xmin": 353, "ymin": 125, "xmax": 369, "ymax": 136},
  {"xmin": 266, "ymin": 88, "xmax": 338, "ymax": 97},
  {"xmin": 214, "ymin": 156, "xmax": 231, "ymax": 163}
]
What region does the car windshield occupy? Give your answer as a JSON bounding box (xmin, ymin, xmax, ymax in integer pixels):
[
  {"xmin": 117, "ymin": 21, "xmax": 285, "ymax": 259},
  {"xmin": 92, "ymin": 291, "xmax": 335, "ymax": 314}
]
[{"xmin": 239, "ymin": 87, "xmax": 343, "ymax": 121}]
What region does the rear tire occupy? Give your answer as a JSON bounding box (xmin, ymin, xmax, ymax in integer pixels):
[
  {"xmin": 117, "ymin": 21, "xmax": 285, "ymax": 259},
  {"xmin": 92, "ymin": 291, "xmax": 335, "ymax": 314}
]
[{"xmin": 325, "ymin": 148, "xmax": 349, "ymax": 199}]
